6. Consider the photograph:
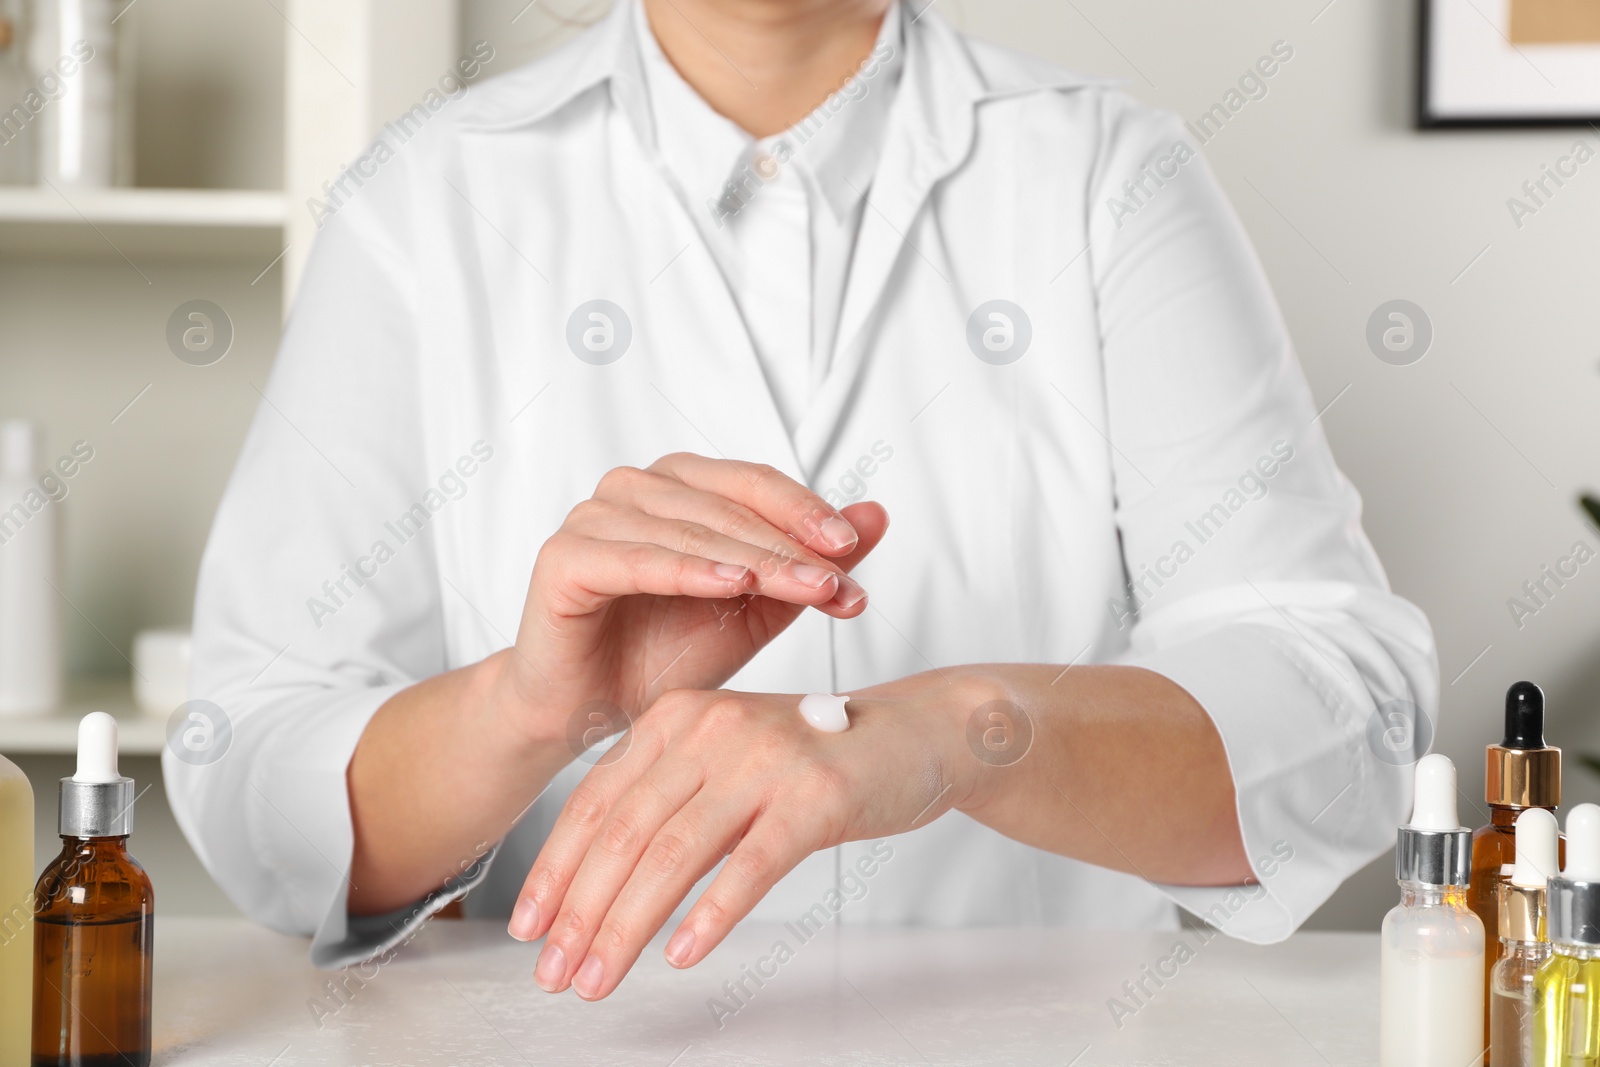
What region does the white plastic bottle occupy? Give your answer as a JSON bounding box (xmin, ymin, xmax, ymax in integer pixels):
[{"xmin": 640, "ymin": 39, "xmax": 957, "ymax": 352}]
[
  {"xmin": 1380, "ymin": 753, "xmax": 1485, "ymax": 1067},
  {"xmin": 0, "ymin": 421, "xmax": 63, "ymax": 716}
]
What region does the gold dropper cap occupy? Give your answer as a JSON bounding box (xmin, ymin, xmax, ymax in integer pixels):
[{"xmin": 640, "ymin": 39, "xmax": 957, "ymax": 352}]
[
  {"xmin": 1487, "ymin": 681, "xmax": 1562, "ymax": 808},
  {"xmin": 1499, "ymin": 880, "xmax": 1546, "ymax": 942},
  {"xmin": 0, "ymin": 18, "xmax": 13, "ymax": 51}
]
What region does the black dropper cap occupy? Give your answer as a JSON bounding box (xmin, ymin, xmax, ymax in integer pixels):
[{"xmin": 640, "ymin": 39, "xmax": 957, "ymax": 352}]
[{"xmin": 1503, "ymin": 681, "xmax": 1547, "ymax": 750}]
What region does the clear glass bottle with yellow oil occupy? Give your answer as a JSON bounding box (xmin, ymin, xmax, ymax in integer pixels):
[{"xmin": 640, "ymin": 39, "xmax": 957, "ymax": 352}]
[
  {"xmin": 1492, "ymin": 808, "xmax": 1559, "ymax": 1067},
  {"xmin": 1534, "ymin": 804, "xmax": 1600, "ymax": 1066}
]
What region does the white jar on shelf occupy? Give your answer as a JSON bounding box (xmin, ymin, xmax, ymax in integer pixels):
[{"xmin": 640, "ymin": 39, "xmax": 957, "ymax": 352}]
[{"xmin": 28, "ymin": 0, "xmax": 135, "ymax": 187}]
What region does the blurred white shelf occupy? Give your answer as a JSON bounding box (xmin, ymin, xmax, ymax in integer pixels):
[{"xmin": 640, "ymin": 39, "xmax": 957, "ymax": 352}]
[
  {"xmin": 0, "ymin": 680, "xmax": 167, "ymax": 758},
  {"xmin": 0, "ymin": 187, "xmax": 289, "ymax": 264}
]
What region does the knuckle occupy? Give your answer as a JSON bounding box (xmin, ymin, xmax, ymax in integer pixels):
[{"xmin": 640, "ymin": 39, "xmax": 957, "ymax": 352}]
[
  {"xmin": 725, "ymin": 842, "xmax": 774, "ymax": 887},
  {"xmin": 716, "ymin": 502, "xmax": 760, "ymax": 543},
  {"xmin": 598, "ymin": 813, "xmax": 644, "ymax": 857},
  {"xmin": 621, "ymin": 541, "xmax": 660, "ymax": 573},
  {"xmin": 566, "ymin": 498, "xmax": 617, "ymax": 531},
  {"xmin": 650, "ymin": 688, "xmax": 706, "ymax": 719},
  {"xmin": 674, "ymin": 523, "xmax": 717, "ymax": 558},
  {"xmin": 704, "ymin": 694, "xmax": 755, "ymax": 732},
  {"xmin": 564, "ymin": 784, "xmax": 609, "ymax": 831},
  {"xmin": 594, "ymin": 924, "xmax": 630, "ymax": 955},
  {"xmin": 645, "ymin": 833, "xmax": 693, "ymax": 878},
  {"xmin": 597, "ymin": 465, "xmax": 646, "ymax": 496},
  {"xmin": 653, "ymin": 451, "xmax": 697, "ymax": 470},
  {"xmin": 534, "ymin": 530, "xmax": 574, "ymax": 569},
  {"xmin": 523, "ymin": 866, "xmax": 560, "ymax": 903},
  {"xmin": 792, "ymin": 504, "xmax": 832, "ymax": 542},
  {"xmin": 556, "ymin": 908, "xmax": 591, "ymax": 941},
  {"xmin": 747, "ymin": 463, "xmax": 787, "ymax": 493},
  {"xmin": 748, "ymin": 462, "xmax": 781, "ymax": 480},
  {"xmin": 695, "ymin": 893, "xmax": 732, "ymax": 930}
]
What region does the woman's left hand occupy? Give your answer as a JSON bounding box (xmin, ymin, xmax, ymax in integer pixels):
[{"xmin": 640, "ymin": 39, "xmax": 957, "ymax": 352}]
[{"xmin": 507, "ymin": 675, "xmax": 999, "ymax": 999}]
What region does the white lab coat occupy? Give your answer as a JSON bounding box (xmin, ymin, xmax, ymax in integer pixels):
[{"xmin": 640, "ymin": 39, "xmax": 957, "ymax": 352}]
[{"xmin": 166, "ymin": 1, "xmax": 1437, "ymax": 968}]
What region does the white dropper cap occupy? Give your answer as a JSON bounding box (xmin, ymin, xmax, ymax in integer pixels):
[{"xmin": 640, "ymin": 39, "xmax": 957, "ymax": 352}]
[
  {"xmin": 1396, "ymin": 753, "xmax": 1472, "ymax": 886},
  {"xmin": 73, "ymin": 711, "xmax": 120, "ymax": 783},
  {"xmin": 1565, "ymin": 804, "xmax": 1600, "ymax": 881},
  {"xmin": 1512, "ymin": 807, "xmax": 1560, "ymax": 887},
  {"xmin": 57, "ymin": 711, "xmax": 135, "ymax": 838},
  {"xmin": 1407, "ymin": 753, "xmax": 1461, "ymax": 830}
]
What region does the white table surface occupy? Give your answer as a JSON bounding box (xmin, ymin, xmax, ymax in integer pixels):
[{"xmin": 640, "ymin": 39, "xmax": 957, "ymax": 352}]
[{"xmin": 151, "ymin": 918, "xmax": 1381, "ymax": 1066}]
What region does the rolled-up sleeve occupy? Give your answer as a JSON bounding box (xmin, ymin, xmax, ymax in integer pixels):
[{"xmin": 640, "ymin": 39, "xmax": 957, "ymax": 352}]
[
  {"xmin": 1088, "ymin": 93, "xmax": 1438, "ymax": 942},
  {"xmin": 163, "ymin": 168, "xmax": 487, "ymax": 967}
]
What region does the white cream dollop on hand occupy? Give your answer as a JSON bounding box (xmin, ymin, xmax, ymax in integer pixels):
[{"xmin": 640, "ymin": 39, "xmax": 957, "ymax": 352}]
[{"xmin": 799, "ymin": 693, "xmax": 850, "ymax": 733}]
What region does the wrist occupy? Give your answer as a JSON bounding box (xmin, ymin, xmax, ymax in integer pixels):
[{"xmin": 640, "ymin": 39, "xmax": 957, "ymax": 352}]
[
  {"xmin": 860, "ymin": 667, "xmax": 1012, "ymax": 816},
  {"xmin": 943, "ymin": 668, "xmax": 1021, "ymax": 814},
  {"xmin": 474, "ymin": 647, "xmax": 568, "ymax": 753}
]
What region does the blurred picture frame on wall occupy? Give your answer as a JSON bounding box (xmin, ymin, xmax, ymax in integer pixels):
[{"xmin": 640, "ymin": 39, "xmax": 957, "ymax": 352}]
[{"xmin": 1421, "ymin": 0, "xmax": 1600, "ymax": 125}]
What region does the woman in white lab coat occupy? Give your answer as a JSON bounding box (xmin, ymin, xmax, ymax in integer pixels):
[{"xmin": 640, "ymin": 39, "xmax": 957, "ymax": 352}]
[{"xmin": 167, "ymin": 0, "xmax": 1437, "ymax": 998}]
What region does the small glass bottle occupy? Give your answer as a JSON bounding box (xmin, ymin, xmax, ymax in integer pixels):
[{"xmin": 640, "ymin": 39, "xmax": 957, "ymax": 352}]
[
  {"xmin": 1382, "ymin": 753, "xmax": 1485, "ymax": 1067},
  {"xmin": 1472, "ymin": 681, "xmax": 1564, "ymax": 1064},
  {"xmin": 0, "ymin": 2, "xmax": 36, "ymax": 185},
  {"xmin": 32, "ymin": 713, "xmax": 154, "ymax": 1067},
  {"xmin": 0, "ymin": 751, "xmax": 33, "ymax": 1067},
  {"xmin": 1535, "ymin": 805, "xmax": 1600, "ymax": 1066},
  {"xmin": 1491, "ymin": 808, "xmax": 1559, "ymax": 1067}
]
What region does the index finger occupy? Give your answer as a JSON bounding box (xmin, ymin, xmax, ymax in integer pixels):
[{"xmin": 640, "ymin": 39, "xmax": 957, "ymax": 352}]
[{"xmin": 648, "ymin": 454, "xmax": 858, "ymax": 556}]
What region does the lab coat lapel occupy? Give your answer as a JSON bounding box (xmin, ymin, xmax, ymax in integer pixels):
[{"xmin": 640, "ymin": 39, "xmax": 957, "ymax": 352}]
[
  {"xmin": 636, "ymin": 183, "xmax": 806, "ymax": 480},
  {"xmin": 611, "ymin": 5, "xmax": 807, "ymax": 482},
  {"xmin": 793, "ymin": 10, "xmax": 983, "ymax": 470}
]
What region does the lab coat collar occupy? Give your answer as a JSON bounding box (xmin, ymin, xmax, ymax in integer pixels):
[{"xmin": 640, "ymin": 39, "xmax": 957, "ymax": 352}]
[
  {"xmin": 787, "ymin": 7, "xmax": 1105, "ymax": 467},
  {"xmin": 634, "ymin": 0, "xmax": 906, "ymax": 228},
  {"xmin": 774, "ymin": 1, "xmax": 905, "ymax": 225},
  {"xmin": 456, "ymin": 1, "xmax": 1104, "ymax": 142},
  {"xmin": 456, "ymin": 0, "xmax": 1108, "ymax": 473},
  {"xmin": 458, "ymin": 0, "xmax": 654, "ymax": 144}
]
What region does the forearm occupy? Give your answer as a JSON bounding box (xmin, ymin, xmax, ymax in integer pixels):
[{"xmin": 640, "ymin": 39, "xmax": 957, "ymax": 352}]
[
  {"xmin": 347, "ymin": 648, "xmax": 572, "ymax": 915},
  {"xmin": 902, "ymin": 664, "xmax": 1253, "ymax": 887}
]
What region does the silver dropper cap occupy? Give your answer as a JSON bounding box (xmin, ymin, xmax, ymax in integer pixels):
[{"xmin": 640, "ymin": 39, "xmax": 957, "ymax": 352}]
[
  {"xmin": 1548, "ymin": 880, "xmax": 1600, "ymax": 946},
  {"xmin": 1395, "ymin": 826, "xmax": 1472, "ymax": 886},
  {"xmin": 1394, "ymin": 753, "xmax": 1472, "ymax": 887},
  {"xmin": 1550, "ymin": 805, "xmax": 1600, "ymax": 946},
  {"xmin": 58, "ymin": 712, "xmax": 135, "ymax": 838}
]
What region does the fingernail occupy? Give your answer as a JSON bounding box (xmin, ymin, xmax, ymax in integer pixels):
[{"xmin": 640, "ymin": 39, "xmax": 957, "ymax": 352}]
[
  {"xmin": 573, "ymin": 954, "xmax": 604, "ymax": 999},
  {"xmin": 665, "ymin": 927, "xmax": 696, "ymax": 967},
  {"xmin": 818, "ymin": 516, "xmax": 858, "ymax": 552},
  {"xmin": 534, "ymin": 943, "xmax": 567, "ymax": 992},
  {"xmin": 714, "ymin": 564, "xmax": 750, "ymax": 583},
  {"xmin": 831, "ymin": 577, "xmax": 867, "ymax": 610},
  {"xmin": 791, "ymin": 564, "xmax": 838, "ymax": 589},
  {"xmin": 508, "ymin": 897, "xmax": 541, "ymax": 941}
]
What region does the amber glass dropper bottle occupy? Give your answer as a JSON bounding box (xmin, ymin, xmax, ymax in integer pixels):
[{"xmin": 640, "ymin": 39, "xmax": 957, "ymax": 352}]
[
  {"xmin": 32, "ymin": 713, "xmax": 154, "ymax": 1067},
  {"xmin": 1470, "ymin": 681, "xmax": 1563, "ymax": 1064}
]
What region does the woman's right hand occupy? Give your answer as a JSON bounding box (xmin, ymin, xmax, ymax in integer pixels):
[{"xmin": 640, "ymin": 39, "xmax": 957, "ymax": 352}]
[{"xmin": 492, "ymin": 453, "xmax": 889, "ymax": 750}]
